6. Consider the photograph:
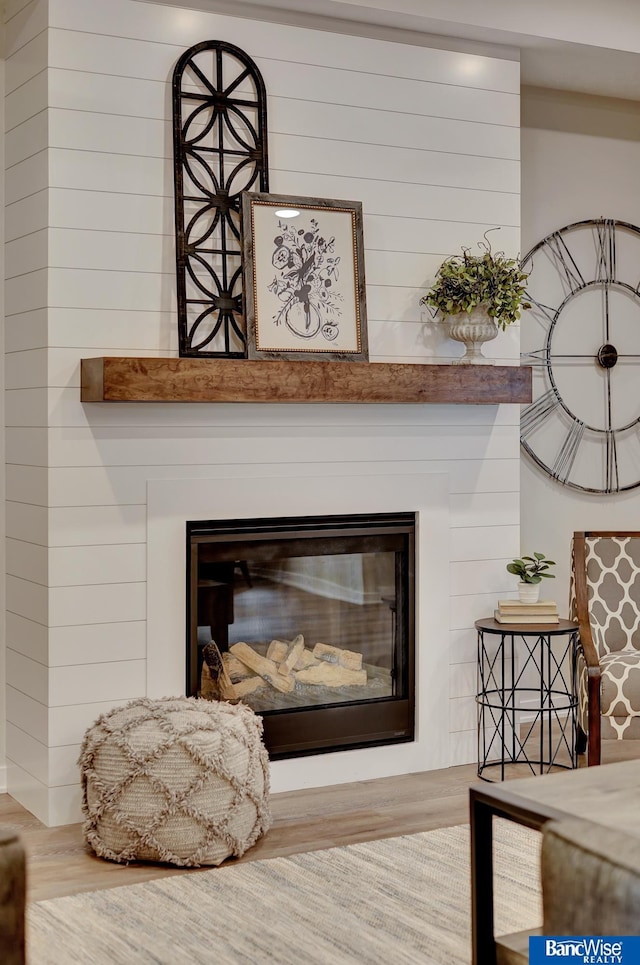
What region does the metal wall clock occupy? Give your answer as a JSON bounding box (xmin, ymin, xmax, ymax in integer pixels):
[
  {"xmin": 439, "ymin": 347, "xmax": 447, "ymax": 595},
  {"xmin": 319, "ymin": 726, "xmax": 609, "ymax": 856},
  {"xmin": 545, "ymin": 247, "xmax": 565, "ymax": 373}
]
[{"xmin": 520, "ymin": 218, "xmax": 640, "ymax": 493}]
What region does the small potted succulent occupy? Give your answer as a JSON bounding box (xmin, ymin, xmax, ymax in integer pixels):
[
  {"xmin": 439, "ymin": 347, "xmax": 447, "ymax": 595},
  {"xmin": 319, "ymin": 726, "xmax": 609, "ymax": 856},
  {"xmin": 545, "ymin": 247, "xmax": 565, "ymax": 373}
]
[
  {"xmin": 507, "ymin": 552, "xmax": 556, "ymax": 603},
  {"xmin": 420, "ymin": 230, "xmax": 530, "ymax": 364}
]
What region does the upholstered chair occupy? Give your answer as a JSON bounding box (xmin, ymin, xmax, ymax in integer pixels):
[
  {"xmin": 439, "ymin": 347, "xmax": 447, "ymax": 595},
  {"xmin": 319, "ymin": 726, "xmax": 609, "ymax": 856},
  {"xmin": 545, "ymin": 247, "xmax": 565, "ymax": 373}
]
[
  {"xmin": 570, "ymin": 531, "xmax": 640, "ymax": 765},
  {"xmin": 0, "ymin": 828, "xmax": 26, "ymax": 965},
  {"xmin": 542, "ymin": 818, "xmax": 640, "ymax": 934}
]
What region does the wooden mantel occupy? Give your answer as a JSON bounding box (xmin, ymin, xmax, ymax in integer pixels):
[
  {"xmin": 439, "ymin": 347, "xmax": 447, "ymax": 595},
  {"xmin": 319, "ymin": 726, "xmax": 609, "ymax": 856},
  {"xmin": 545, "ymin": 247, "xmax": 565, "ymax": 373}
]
[{"xmin": 80, "ymin": 356, "xmax": 532, "ymax": 405}]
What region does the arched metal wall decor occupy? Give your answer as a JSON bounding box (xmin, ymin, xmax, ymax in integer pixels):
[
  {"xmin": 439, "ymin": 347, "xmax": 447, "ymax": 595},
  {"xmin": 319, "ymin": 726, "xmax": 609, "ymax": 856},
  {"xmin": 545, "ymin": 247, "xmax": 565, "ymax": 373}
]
[{"xmin": 172, "ymin": 41, "xmax": 269, "ymax": 357}]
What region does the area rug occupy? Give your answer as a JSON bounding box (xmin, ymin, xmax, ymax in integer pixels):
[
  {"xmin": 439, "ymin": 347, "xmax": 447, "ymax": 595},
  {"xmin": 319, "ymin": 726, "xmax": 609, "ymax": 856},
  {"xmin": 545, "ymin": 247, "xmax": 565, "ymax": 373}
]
[{"xmin": 27, "ymin": 820, "xmax": 541, "ymax": 965}]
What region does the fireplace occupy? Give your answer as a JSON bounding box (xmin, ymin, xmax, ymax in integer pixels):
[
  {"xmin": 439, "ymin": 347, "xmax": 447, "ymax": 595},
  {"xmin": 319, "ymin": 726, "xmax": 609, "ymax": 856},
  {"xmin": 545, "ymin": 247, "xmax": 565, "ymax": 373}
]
[
  {"xmin": 186, "ymin": 513, "xmax": 415, "ymax": 758},
  {"xmin": 147, "ymin": 470, "xmax": 450, "ymax": 794}
]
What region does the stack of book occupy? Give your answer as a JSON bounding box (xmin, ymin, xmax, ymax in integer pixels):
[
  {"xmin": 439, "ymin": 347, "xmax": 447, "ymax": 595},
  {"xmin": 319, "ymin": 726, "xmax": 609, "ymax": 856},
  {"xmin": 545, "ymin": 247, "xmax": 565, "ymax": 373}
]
[{"xmin": 494, "ymin": 599, "xmax": 559, "ymax": 624}]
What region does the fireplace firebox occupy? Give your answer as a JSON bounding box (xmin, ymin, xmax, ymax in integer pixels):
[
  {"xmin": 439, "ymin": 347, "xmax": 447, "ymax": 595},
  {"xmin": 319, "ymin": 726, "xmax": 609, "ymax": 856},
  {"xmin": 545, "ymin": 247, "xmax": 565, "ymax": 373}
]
[{"xmin": 186, "ymin": 512, "xmax": 415, "ymax": 759}]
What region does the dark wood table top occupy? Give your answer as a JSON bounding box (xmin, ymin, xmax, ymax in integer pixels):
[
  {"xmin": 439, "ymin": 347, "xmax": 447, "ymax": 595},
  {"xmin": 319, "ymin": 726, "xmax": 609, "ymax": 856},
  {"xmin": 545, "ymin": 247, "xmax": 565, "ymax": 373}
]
[
  {"xmin": 470, "ymin": 758, "xmax": 640, "ymax": 836},
  {"xmin": 475, "ymin": 617, "xmax": 578, "ymax": 635}
]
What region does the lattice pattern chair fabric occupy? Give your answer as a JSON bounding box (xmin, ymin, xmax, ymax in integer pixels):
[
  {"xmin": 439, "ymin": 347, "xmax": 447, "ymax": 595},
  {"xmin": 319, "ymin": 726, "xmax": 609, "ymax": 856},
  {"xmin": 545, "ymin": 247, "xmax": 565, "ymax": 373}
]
[
  {"xmin": 79, "ymin": 696, "xmax": 271, "ymax": 867},
  {"xmin": 570, "ymin": 532, "xmax": 640, "ymax": 765}
]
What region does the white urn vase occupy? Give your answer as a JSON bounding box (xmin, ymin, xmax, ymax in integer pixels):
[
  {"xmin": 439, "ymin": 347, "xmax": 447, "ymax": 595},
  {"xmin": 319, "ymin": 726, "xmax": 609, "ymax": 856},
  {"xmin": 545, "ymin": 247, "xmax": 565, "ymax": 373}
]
[
  {"xmin": 518, "ymin": 581, "xmax": 540, "ymax": 604},
  {"xmin": 448, "ymin": 305, "xmax": 498, "ymax": 365}
]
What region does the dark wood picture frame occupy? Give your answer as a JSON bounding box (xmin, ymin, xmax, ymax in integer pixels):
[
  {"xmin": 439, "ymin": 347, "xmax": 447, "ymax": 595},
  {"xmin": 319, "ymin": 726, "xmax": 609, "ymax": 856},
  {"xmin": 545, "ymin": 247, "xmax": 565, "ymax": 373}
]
[{"xmin": 242, "ymin": 192, "xmax": 368, "ymax": 361}]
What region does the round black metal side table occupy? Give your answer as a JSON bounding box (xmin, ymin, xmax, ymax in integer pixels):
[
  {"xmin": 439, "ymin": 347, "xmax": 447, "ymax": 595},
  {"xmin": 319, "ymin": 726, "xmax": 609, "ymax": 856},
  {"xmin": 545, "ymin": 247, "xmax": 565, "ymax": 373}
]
[{"xmin": 475, "ymin": 617, "xmax": 579, "ymax": 781}]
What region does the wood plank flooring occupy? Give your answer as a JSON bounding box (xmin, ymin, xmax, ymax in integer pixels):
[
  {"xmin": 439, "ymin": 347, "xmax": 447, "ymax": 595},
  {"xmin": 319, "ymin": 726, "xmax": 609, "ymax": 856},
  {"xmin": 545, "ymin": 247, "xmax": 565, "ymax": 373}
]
[{"xmin": 2, "ymin": 739, "xmax": 638, "ymax": 905}]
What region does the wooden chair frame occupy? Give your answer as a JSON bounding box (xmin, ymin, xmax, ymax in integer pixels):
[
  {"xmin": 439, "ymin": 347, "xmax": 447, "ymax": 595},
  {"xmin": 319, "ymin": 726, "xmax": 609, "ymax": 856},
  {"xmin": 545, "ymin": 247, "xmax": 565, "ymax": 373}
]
[{"xmin": 573, "ymin": 530, "xmax": 640, "ymax": 766}]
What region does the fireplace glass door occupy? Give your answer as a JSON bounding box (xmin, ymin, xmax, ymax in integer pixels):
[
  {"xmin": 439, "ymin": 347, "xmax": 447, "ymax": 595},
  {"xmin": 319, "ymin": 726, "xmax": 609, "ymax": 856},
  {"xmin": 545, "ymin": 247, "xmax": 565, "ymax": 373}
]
[{"xmin": 186, "ymin": 513, "xmax": 415, "ymax": 758}]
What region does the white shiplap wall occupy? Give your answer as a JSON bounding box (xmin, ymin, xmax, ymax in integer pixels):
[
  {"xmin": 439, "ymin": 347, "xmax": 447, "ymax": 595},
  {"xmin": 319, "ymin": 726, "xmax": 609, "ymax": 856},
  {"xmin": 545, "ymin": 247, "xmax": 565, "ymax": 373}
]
[
  {"xmin": 4, "ymin": 0, "xmax": 49, "ymax": 806},
  {"xmin": 4, "ymin": 0, "xmax": 521, "ymax": 824}
]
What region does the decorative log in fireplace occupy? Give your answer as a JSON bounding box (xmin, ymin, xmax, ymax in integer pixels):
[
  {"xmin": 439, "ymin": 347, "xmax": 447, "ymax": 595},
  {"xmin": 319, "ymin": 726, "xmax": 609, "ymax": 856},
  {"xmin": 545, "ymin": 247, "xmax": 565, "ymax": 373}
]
[
  {"xmin": 186, "ymin": 513, "xmax": 415, "ymax": 759},
  {"xmin": 201, "ymin": 636, "xmax": 384, "ymax": 703}
]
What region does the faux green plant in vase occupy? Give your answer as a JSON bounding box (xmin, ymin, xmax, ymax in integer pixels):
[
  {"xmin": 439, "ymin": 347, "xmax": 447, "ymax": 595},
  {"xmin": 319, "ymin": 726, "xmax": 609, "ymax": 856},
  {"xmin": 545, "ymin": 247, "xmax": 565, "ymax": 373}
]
[
  {"xmin": 507, "ymin": 552, "xmax": 556, "ymax": 603},
  {"xmin": 420, "ymin": 231, "xmax": 530, "ymax": 364}
]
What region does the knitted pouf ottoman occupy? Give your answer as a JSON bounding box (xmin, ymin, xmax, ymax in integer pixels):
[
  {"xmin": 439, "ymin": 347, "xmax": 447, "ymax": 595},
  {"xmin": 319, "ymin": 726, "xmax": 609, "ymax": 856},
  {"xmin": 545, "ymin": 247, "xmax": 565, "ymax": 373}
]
[{"xmin": 79, "ymin": 696, "xmax": 271, "ymax": 867}]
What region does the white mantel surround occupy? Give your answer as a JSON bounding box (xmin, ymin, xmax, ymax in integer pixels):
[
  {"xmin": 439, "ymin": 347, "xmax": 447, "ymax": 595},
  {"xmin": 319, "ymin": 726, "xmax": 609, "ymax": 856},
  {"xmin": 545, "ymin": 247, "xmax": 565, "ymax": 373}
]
[{"xmin": 148, "ymin": 470, "xmax": 450, "ymax": 792}]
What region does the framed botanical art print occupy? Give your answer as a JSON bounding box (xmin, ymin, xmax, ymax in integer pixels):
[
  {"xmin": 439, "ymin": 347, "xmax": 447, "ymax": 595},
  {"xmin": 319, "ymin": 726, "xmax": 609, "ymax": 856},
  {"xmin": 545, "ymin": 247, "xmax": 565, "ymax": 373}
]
[{"xmin": 242, "ymin": 192, "xmax": 368, "ymax": 361}]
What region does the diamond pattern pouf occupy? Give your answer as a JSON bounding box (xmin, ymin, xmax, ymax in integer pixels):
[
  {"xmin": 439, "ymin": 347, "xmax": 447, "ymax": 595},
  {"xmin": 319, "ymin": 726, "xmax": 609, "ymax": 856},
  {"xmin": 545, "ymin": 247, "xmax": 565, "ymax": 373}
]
[{"xmin": 79, "ymin": 696, "xmax": 271, "ymax": 867}]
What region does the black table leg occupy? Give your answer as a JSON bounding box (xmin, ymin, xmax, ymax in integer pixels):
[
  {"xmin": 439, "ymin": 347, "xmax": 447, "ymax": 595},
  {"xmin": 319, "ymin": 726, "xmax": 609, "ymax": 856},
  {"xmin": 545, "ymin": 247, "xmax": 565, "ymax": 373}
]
[{"xmin": 470, "ymin": 792, "xmax": 496, "ymax": 965}]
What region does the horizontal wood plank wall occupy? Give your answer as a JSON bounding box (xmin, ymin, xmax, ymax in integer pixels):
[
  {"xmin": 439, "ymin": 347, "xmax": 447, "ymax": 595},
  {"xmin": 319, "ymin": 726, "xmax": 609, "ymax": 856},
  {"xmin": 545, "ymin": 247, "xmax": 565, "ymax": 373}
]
[
  {"xmin": 4, "ymin": 0, "xmax": 51, "ymax": 814},
  {"xmin": 4, "ymin": 0, "xmax": 522, "ymax": 823}
]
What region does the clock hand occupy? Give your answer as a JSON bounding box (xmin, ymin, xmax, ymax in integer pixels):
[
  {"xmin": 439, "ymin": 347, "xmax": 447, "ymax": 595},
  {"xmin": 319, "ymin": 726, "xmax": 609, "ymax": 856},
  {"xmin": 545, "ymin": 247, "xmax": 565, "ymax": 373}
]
[
  {"xmin": 604, "ymin": 367, "xmax": 620, "ymax": 492},
  {"xmin": 521, "ymin": 353, "xmax": 640, "ymax": 359}
]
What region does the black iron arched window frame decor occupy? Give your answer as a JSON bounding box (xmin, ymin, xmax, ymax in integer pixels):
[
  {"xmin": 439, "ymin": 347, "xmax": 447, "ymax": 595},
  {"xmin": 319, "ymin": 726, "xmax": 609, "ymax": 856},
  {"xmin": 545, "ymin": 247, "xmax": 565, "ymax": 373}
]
[{"xmin": 172, "ymin": 40, "xmax": 269, "ymax": 357}]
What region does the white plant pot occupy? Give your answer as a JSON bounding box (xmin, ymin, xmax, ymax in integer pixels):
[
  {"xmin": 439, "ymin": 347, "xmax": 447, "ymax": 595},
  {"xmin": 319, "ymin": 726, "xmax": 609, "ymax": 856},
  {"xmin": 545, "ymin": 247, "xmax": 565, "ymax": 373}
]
[
  {"xmin": 448, "ymin": 305, "xmax": 499, "ymax": 365},
  {"xmin": 518, "ymin": 582, "xmax": 540, "ymax": 604}
]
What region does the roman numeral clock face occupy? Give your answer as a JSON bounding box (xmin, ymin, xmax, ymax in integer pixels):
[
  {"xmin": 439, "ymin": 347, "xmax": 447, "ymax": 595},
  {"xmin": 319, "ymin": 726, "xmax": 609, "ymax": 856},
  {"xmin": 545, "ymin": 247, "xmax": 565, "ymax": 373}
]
[{"xmin": 520, "ymin": 219, "xmax": 640, "ymax": 493}]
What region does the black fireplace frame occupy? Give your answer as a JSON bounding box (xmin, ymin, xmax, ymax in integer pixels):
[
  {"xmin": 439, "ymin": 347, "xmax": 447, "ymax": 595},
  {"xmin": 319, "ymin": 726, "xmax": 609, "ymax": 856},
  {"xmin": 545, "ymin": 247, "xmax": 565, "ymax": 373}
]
[{"xmin": 186, "ymin": 512, "xmax": 415, "ymax": 759}]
